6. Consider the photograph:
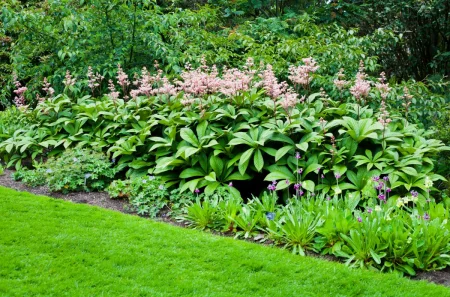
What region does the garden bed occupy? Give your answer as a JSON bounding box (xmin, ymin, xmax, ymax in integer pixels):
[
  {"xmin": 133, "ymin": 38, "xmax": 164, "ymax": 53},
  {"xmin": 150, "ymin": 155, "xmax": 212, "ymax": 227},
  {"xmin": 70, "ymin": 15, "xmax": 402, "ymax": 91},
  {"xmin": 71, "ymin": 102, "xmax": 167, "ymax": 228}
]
[{"xmin": 1, "ymin": 169, "xmax": 449, "ymax": 288}]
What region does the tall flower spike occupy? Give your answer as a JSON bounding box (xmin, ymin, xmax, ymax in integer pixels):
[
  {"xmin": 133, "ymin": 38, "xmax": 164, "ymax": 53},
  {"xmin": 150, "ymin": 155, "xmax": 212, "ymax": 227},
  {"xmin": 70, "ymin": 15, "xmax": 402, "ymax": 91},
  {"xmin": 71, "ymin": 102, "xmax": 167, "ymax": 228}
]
[
  {"xmin": 42, "ymin": 77, "xmax": 54, "ymax": 98},
  {"xmin": 12, "ymin": 74, "xmax": 27, "ymax": 107},
  {"xmin": 334, "ymin": 68, "xmax": 349, "ymax": 90},
  {"xmin": 87, "ymin": 66, "xmax": 104, "ymax": 94},
  {"xmin": 63, "ymin": 70, "xmax": 76, "ymax": 87},
  {"xmin": 288, "ymin": 57, "xmax": 319, "ymax": 88},
  {"xmin": 375, "ymin": 72, "xmax": 391, "ymax": 99},
  {"xmin": 259, "ymin": 64, "xmax": 288, "ymax": 99},
  {"xmin": 402, "ymin": 86, "xmax": 413, "ymax": 114},
  {"xmin": 350, "ymin": 60, "xmax": 370, "ymax": 101},
  {"xmin": 108, "ymin": 80, "xmax": 119, "ymax": 101}
]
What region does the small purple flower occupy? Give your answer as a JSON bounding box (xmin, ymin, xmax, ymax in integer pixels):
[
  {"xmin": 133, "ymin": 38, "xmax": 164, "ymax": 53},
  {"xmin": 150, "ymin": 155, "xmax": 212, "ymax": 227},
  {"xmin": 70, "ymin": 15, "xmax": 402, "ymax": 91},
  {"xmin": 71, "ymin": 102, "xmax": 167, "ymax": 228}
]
[
  {"xmin": 326, "ymin": 196, "xmax": 331, "ymax": 201},
  {"xmin": 149, "ymin": 175, "xmax": 155, "ymax": 181},
  {"xmin": 423, "ymin": 213, "xmax": 430, "ymax": 221},
  {"xmin": 267, "ymin": 184, "xmax": 276, "ymax": 191},
  {"xmin": 311, "ymin": 192, "xmax": 316, "ymax": 197},
  {"xmin": 378, "ymin": 194, "xmax": 386, "ymax": 202},
  {"xmin": 297, "ymin": 168, "xmax": 303, "ymax": 174},
  {"xmin": 266, "ymin": 212, "xmax": 275, "ymax": 221},
  {"xmin": 375, "ymin": 183, "xmax": 384, "ymax": 191},
  {"xmin": 386, "ymin": 188, "xmax": 391, "ymax": 193},
  {"xmin": 295, "ymin": 152, "xmax": 301, "ymax": 159},
  {"xmin": 272, "ymin": 180, "xmax": 277, "ymax": 185},
  {"xmin": 194, "ymin": 188, "xmax": 200, "ymax": 194},
  {"xmin": 228, "ymin": 182, "xmax": 233, "ymax": 187},
  {"xmin": 299, "ymin": 190, "xmax": 304, "ymax": 196},
  {"xmin": 293, "ymin": 183, "xmax": 301, "ymax": 190},
  {"xmin": 335, "ymin": 173, "xmax": 341, "ymax": 179},
  {"xmin": 410, "ymin": 190, "xmax": 419, "ymax": 198},
  {"xmin": 367, "ymin": 208, "xmax": 373, "ymax": 214},
  {"xmin": 316, "ymin": 167, "xmax": 321, "ymax": 173},
  {"xmin": 383, "ymin": 176, "xmax": 389, "ymax": 181},
  {"xmin": 158, "ymin": 185, "xmax": 164, "ymax": 190},
  {"xmin": 111, "ymin": 158, "xmax": 116, "ymax": 164},
  {"xmin": 142, "ymin": 179, "xmax": 147, "ymax": 184},
  {"xmin": 285, "ymin": 179, "xmax": 290, "ymax": 184},
  {"xmin": 321, "ymin": 174, "xmax": 325, "ymax": 179},
  {"xmin": 357, "ymin": 217, "xmax": 363, "ymax": 223},
  {"xmin": 372, "ymin": 176, "xmax": 380, "ymax": 182}
]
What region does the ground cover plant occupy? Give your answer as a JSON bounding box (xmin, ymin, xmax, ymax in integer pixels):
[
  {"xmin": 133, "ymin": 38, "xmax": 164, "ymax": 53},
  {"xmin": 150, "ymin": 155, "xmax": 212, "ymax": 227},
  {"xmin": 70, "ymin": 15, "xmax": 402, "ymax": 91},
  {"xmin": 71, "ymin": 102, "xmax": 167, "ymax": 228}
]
[{"xmin": 1, "ymin": 186, "xmax": 450, "ymax": 296}]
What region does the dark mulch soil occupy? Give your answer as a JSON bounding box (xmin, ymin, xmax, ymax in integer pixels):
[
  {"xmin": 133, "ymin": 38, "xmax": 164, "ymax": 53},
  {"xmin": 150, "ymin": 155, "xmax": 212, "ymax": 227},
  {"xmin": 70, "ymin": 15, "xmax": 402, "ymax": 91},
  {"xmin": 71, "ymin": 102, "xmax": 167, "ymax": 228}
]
[
  {"xmin": 415, "ymin": 268, "xmax": 450, "ymax": 287},
  {"xmin": 1, "ymin": 168, "xmax": 450, "ymax": 288}
]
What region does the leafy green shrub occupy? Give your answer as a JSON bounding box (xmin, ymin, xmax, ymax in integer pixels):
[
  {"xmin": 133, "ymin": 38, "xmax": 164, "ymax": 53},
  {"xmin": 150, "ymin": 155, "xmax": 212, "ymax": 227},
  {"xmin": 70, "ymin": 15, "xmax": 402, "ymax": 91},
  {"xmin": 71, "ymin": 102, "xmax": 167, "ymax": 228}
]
[
  {"xmin": 12, "ymin": 167, "xmax": 46, "ymax": 187},
  {"xmin": 108, "ymin": 176, "xmax": 171, "ymax": 217},
  {"xmin": 44, "ymin": 148, "xmax": 115, "ymax": 193}
]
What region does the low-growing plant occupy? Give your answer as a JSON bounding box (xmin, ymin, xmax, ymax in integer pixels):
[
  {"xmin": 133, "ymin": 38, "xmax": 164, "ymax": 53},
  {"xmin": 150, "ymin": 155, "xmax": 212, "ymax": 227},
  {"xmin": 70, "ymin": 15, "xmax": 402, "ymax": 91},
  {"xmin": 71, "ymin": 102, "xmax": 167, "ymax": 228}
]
[
  {"xmin": 12, "ymin": 167, "xmax": 46, "ymax": 187},
  {"xmin": 183, "ymin": 194, "xmax": 224, "ymax": 230},
  {"xmin": 108, "ymin": 175, "xmax": 170, "ymax": 217},
  {"xmin": 107, "ymin": 179, "xmax": 132, "ymax": 199},
  {"xmin": 268, "ymin": 200, "xmax": 324, "ymax": 256},
  {"xmin": 44, "ymin": 147, "xmax": 115, "ymax": 193},
  {"xmin": 232, "ymin": 205, "xmax": 262, "ymax": 239}
]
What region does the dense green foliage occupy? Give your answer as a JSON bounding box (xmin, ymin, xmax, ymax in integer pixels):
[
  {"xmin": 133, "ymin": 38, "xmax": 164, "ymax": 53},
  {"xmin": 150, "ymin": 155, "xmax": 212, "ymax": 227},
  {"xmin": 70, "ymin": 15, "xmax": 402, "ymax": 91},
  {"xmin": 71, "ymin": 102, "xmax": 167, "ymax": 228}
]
[
  {"xmin": 1, "ymin": 61, "xmax": 447, "ymax": 202},
  {"xmin": 2, "ymin": 187, "xmax": 450, "ymax": 296},
  {"xmin": 321, "ymin": 0, "xmax": 450, "ymax": 80}
]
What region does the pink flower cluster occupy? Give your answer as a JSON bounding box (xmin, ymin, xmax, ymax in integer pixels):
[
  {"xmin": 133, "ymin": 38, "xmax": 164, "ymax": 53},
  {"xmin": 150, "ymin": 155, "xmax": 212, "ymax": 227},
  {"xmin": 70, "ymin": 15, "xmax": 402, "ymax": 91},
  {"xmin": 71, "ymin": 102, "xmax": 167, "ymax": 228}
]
[
  {"xmin": 220, "ymin": 67, "xmax": 254, "ymax": 97},
  {"xmin": 177, "ymin": 58, "xmax": 222, "ymax": 96},
  {"xmin": 87, "ymin": 66, "xmax": 104, "ymax": 94},
  {"xmin": 259, "ymin": 64, "xmax": 288, "ymax": 99},
  {"xmin": 278, "ymin": 91, "xmax": 299, "ymax": 111},
  {"xmin": 350, "ymin": 61, "xmax": 370, "ymax": 101},
  {"xmin": 288, "ymin": 57, "xmax": 319, "ymax": 88},
  {"xmin": 333, "ymin": 68, "xmax": 349, "ymax": 90},
  {"xmin": 402, "ymin": 86, "xmax": 413, "ymax": 113},
  {"xmin": 130, "ymin": 67, "xmax": 177, "ymax": 99},
  {"xmin": 375, "ymin": 72, "xmax": 391, "ymax": 99},
  {"xmin": 108, "ymin": 80, "xmax": 120, "ymax": 101},
  {"xmin": 378, "ymin": 96, "xmax": 391, "ymax": 127},
  {"xmin": 42, "ymin": 77, "xmax": 54, "ymax": 98},
  {"xmin": 117, "ymin": 64, "xmax": 130, "ymax": 99},
  {"xmin": 63, "ymin": 70, "xmax": 76, "ymax": 87},
  {"xmin": 13, "ymin": 76, "xmax": 27, "ymax": 107}
]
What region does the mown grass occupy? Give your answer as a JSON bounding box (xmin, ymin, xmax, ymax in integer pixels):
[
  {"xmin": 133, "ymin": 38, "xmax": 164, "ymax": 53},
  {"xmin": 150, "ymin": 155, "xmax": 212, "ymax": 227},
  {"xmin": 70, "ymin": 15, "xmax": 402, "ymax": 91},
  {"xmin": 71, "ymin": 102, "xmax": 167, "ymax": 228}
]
[{"xmin": 0, "ymin": 186, "xmax": 449, "ymax": 297}]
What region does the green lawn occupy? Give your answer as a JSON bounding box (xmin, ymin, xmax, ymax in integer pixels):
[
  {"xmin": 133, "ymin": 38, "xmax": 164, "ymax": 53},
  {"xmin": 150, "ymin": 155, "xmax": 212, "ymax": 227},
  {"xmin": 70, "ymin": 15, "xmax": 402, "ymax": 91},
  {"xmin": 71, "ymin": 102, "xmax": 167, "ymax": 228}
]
[{"xmin": 0, "ymin": 187, "xmax": 449, "ymax": 297}]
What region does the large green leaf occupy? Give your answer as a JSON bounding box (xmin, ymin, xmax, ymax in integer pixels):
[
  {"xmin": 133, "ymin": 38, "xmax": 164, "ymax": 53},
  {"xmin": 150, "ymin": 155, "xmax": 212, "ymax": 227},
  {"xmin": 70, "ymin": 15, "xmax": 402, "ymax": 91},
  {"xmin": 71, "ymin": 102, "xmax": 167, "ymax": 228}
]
[
  {"xmin": 254, "ymin": 149, "xmax": 264, "ymax": 172},
  {"xmin": 180, "ymin": 128, "xmax": 199, "ymax": 147},
  {"xmin": 238, "ymin": 148, "xmax": 254, "ymax": 175}
]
